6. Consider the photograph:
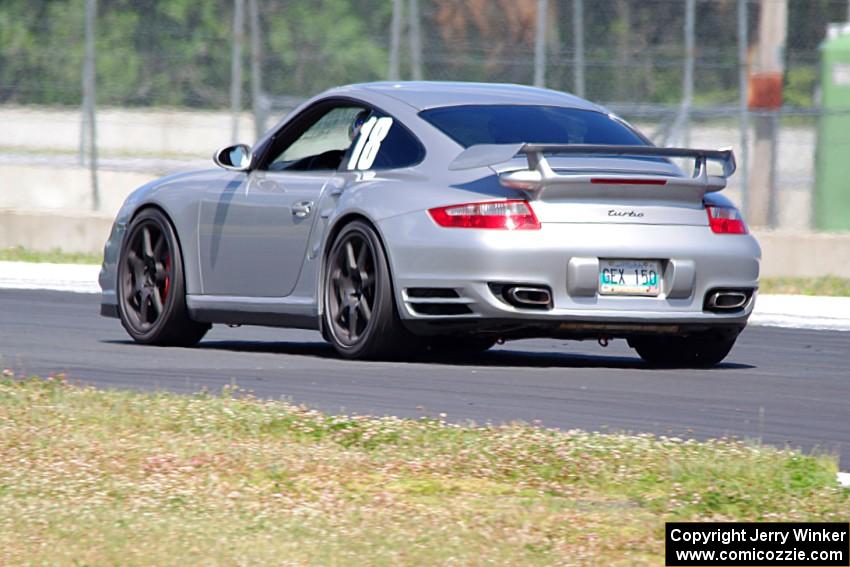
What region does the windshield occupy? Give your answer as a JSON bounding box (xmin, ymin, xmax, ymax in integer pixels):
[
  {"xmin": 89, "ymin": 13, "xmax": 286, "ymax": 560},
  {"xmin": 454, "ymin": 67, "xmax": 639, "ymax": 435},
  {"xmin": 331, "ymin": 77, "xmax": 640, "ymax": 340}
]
[{"xmin": 419, "ymin": 105, "xmax": 647, "ymax": 148}]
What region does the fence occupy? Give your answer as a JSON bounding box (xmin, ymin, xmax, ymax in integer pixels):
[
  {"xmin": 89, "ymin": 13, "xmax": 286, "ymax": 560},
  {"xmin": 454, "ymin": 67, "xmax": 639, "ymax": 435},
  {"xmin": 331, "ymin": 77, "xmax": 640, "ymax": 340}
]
[{"xmin": 2, "ymin": 0, "xmax": 850, "ymax": 230}]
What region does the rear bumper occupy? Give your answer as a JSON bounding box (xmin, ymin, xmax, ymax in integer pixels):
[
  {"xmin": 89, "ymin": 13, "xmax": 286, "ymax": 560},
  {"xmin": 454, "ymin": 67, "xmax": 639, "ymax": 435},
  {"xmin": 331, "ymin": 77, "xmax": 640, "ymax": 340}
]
[{"xmin": 378, "ymin": 213, "xmax": 760, "ymax": 336}]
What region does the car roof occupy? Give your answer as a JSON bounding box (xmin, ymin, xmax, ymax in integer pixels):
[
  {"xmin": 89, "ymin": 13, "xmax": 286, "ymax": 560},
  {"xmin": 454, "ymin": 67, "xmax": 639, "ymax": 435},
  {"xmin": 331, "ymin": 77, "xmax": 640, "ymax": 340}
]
[{"xmin": 330, "ymin": 81, "xmax": 606, "ymax": 113}]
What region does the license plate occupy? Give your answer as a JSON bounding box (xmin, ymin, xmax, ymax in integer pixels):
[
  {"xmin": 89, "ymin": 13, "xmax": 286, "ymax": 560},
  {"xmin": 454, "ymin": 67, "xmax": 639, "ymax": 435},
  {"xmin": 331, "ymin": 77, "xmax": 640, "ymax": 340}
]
[{"xmin": 599, "ymin": 259, "xmax": 661, "ymax": 296}]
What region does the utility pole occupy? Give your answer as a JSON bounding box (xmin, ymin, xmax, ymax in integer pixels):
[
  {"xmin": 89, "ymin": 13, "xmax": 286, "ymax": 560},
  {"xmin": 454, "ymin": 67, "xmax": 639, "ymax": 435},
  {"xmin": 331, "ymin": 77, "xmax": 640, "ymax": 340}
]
[
  {"xmin": 82, "ymin": 0, "xmax": 99, "ymax": 211},
  {"xmin": 749, "ymin": 0, "xmax": 787, "ymax": 227},
  {"xmin": 615, "ymin": 0, "xmax": 631, "ymax": 101},
  {"xmin": 230, "ymin": 0, "xmax": 245, "ymax": 143},
  {"xmin": 408, "ymin": 0, "xmax": 423, "ymax": 80},
  {"xmin": 388, "ymin": 0, "xmax": 403, "ymax": 80},
  {"xmin": 573, "ymin": 0, "xmax": 585, "ymax": 97},
  {"xmin": 248, "ymin": 0, "xmax": 263, "ymax": 140},
  {"xmin": 681, "ymin": 0, "xmax": 695, "ymax": 147},
  {"xmin": 534, "ymin": 0, "xmax": 548, "ymax": 87},
  {"xmin": 667, "ymin": 0, "xmax": 695, "ymax": 147},
  {"xmin": 737, "ymin": 0, "xmax": 750, "ymax": 218}
]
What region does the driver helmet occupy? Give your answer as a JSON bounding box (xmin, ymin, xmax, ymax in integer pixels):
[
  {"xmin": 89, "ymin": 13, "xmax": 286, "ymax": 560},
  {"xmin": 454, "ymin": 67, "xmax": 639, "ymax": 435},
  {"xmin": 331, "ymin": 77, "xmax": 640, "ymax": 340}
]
[{"xmin": 349, "ymin": 110, "xmax": 371, "ymax": 141}]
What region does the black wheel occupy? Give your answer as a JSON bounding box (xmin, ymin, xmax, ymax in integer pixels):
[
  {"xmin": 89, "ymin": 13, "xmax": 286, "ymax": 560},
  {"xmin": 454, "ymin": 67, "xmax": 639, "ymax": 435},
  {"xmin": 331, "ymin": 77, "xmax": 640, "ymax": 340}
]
[
  {"xmin": 117, "ymin": 208, "xmax": 210, "ymax": 346},
  {"xmin": 629, "ymin": 332, "xmax": 738, "ymax": 368},
  {"xmin": 322, "ymin": 221, "xmax": 416, "ymax": 359},
  {"xmin": 428, "ymin": 336, "xmax": 497, "ymax": 354}
]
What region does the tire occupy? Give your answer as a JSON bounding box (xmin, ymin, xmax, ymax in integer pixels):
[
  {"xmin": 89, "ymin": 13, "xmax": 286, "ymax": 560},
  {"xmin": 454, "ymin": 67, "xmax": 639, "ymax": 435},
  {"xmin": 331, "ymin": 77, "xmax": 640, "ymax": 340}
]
[
  {"xmin": 116, "ymin": 208, "xmax": 210, "ymax": 347},
  {"xmin": 629, "ymin": 332, "xmax": 738, "ymax": 368},
  {"xmin": 428, "ymin": 336, "xmax": 497, "ymax": 354},
  {"xmin": 322, "ymin": 220, "xmax": 416, "ymax": 359}
]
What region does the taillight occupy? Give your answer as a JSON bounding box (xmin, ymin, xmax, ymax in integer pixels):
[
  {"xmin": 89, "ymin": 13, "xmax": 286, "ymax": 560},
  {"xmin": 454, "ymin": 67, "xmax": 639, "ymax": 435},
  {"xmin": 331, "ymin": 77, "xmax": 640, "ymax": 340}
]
[
  {"xmin": 428, "ymin": 199, "xmax": 541, "ymax": 230},
  {"xmin": 706, "ymin": 205, "xmax": 748, "ymax": 234}
]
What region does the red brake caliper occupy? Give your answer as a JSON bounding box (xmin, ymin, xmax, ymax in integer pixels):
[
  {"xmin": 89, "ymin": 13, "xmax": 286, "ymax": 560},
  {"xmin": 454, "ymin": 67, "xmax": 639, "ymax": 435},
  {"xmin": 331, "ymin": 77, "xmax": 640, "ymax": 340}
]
[{"xmin": 163, "ymin": 254, "xmax": 171, "ymax": 299}]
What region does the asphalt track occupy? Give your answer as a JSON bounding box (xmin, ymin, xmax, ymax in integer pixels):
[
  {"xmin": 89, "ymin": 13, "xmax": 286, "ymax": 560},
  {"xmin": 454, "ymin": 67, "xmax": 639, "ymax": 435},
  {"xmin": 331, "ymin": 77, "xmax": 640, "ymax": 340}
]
[{"xmin": 2, "ymin": 289, "xmax": 849, "ymax": 467}]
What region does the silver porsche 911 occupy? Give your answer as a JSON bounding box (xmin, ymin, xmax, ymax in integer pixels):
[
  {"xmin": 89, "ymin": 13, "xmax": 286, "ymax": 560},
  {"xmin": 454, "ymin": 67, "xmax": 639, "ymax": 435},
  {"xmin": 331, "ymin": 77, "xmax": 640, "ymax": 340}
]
[{"xmin": 99, "ymin": 81, "xmax": 760, "ymax": 366}]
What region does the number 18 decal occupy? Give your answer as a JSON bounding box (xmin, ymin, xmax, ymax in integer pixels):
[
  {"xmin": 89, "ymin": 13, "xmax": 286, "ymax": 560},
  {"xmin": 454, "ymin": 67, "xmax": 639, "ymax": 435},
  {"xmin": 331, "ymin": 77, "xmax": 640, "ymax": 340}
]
[{"xmin": 347, "ymin": 116, "xmax": 393, "ymax": 171}]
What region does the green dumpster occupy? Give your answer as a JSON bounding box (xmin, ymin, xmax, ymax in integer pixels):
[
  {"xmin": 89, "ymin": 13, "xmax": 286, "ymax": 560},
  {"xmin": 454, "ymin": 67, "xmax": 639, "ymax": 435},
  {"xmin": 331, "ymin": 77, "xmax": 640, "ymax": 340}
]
[{"xmin": 814, "ymin": 24, "xmax": 850, "ymax": 231}]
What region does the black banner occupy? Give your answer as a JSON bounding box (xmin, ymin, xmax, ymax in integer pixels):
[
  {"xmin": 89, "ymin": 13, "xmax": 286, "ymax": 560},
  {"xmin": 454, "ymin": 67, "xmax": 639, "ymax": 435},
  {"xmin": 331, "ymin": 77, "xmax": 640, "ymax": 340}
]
[{"xmin": 666, "ymin": 522, "xmax": 849, "ymax": 566}]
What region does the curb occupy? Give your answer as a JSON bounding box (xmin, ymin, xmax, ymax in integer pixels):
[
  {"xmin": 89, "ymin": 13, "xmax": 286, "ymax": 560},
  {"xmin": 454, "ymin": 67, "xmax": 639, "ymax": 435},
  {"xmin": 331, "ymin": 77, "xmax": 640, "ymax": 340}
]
[
  {"xmin": 0, "ymin": 261, "xmax": 101, "ymax": 294},
  {"xmin": 748, "ymin": 294, "xmax": 850, "ymax": 332}
]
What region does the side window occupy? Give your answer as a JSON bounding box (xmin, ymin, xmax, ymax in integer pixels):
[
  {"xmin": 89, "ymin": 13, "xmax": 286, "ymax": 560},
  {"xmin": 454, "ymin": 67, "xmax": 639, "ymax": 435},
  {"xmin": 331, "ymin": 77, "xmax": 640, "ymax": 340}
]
[
  {"xmin": 269, "ymin": 106, "xmax": 366, "ymax": 172},
  {"xmin": 345, "ymin": 112, "xmax": 425, "ymax": 171}
]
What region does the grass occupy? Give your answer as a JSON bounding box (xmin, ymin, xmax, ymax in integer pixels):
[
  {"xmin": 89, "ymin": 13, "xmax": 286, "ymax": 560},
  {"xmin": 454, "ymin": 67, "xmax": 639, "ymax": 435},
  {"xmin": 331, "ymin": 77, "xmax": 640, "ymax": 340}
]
[
  {"xmin": 0, "ymin": 246, "xmax": 102, "ymax": 264},
  {"xmin": 0, "ymin": 376, "xmax": 846, "ymax": 566},
  {"xmin": 759, "ymin": 276, "xmax": 850, "ymax": 297}
]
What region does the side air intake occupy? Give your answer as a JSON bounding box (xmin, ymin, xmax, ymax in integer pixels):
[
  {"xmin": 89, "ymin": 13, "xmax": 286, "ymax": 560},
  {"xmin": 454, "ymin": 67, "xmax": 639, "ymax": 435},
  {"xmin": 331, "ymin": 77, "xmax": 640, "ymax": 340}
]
[{"xmin": 404, "ymin": 288, "xmax": 474, "ymax": 317}]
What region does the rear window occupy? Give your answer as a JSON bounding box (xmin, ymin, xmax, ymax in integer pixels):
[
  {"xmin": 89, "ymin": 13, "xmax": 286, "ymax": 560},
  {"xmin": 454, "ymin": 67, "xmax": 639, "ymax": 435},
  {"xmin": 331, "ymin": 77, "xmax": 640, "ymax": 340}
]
[{"xmin": 419, "ymin": 105, "xmax": 647, "ymax": 148}]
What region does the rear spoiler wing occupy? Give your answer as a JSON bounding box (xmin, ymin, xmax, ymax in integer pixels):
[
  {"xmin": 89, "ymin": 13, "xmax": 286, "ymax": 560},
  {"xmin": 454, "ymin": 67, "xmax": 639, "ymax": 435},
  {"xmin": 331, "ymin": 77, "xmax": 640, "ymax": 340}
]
[{"xmin": 448, "ymin": 143, "xmax": 736, "ymax": 196}]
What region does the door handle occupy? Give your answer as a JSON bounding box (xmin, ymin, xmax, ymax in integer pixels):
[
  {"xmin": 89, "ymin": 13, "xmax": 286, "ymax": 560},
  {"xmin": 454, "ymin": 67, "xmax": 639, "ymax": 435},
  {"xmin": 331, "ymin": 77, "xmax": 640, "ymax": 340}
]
[{"xmin": 292, "ymin": 200, "xmax": 314, "ymax": 218}]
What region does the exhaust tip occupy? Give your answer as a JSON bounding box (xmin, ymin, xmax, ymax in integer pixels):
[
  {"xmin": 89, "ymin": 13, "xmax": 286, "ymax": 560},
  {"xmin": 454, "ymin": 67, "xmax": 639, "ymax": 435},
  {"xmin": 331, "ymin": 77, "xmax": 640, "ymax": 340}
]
[
  {"xmin": 490, "ymin": 283, "xmax": 553, "ymax": 310},
  {"xmin": 704, "ymin": 289, "xmax": 752, "ymax": 311},
  {"xmin": 506, "ymin": 286, "xmax": 551, "ymax": 306}
]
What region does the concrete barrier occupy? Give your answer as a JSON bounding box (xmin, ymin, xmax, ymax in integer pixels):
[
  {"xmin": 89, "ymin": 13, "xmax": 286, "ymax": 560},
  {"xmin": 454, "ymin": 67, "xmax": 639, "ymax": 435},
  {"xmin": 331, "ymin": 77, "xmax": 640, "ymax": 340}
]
[
  {"xmin": 757, "ymin": 230, "xmax": 850, "ymax": 278},
  {"xmin": 0, "ymin": 164, "xmax": 154, "ymax": 216},
  {"xmin": 0, "ymin": 106, "xmax": 257, "ymax": 157},
  {"xmin": 0, "ymin": 105, "xmax": 817, "ymax": 230},
  {"xmin": 4, "ymin": 106, "xmax": 842, "ymax": 274},
  {"xmin": 0, "ymin": 209, "xmax": 113, "ymax": 254}
]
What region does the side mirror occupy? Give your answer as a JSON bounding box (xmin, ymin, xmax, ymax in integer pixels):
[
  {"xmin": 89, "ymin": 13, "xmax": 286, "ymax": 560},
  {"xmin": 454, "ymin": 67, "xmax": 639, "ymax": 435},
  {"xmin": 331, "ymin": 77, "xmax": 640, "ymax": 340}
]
[{"xmin": 213, "ymin": 143, "xmax": 252, "ymax": 171}]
